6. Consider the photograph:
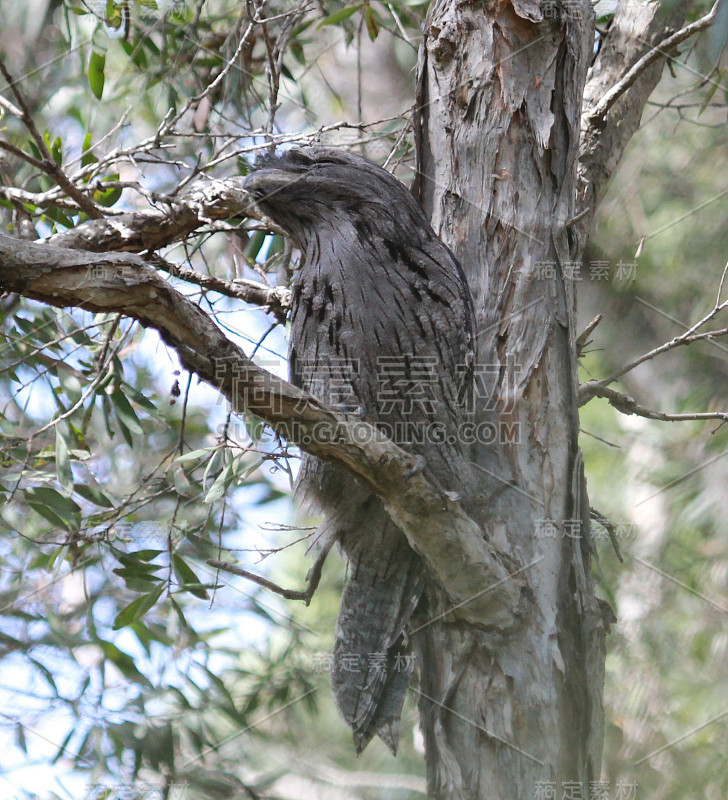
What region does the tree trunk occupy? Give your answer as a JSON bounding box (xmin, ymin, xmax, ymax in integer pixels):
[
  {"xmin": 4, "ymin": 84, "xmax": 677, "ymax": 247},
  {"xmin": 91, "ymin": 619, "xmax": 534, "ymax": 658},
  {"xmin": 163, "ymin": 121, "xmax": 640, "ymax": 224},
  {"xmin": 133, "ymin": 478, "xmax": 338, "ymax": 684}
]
[{"xmin": 413, "ymin": 2, "xmax": 608, "ymax": 796}]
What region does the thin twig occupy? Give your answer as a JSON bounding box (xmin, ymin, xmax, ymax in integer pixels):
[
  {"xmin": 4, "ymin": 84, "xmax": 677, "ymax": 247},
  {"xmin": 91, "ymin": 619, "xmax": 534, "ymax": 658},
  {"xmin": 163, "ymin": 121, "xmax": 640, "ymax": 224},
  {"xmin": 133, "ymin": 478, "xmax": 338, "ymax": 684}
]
[
  {"xmin": 149, "ymin": 254, "xmax": 290, "ymax": 322},
  {"xmin": 0, "ymin": 58, "xmax": 104, "ymax": 219},
  {"xmin": 581, "ymin": 293, "xmax": 728, "ymax": 397},
  {"xmin": 578, "ymin": 383, "xmax": 728, "ymax": 427},
  {"xmin": 589, "ymin": 508, "xmax": 624, "ymax": 563},
  {"xmin": 576, "ymin": 314, "xmax": 603, "ymax": 357},
  {"xmin": 207, "ymin": 547, "xmax": 328, "ymax": 605}
]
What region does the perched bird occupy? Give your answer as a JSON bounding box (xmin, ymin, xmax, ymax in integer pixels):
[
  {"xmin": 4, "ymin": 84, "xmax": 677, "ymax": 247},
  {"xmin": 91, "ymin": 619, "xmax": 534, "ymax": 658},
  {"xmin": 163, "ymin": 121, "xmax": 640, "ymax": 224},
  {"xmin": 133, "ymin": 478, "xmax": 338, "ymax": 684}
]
[{"xmin": 243, "ymin": 147, "xmax": 475, "ymax": 754}]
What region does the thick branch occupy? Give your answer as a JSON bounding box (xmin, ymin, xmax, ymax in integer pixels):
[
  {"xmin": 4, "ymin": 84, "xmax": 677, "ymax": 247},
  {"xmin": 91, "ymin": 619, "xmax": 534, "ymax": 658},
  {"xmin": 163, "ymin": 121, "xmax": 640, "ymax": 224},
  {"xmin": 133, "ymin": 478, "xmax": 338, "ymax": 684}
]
[
  {"xmin": 45, "ymin": 177, "xmax": 277, "ymax": 252},
  {"xmin": 0, "ymin": 234, "xmax": 524, "ymax": 627},
  {"xmin": 588, "ymin": 2, "xmax": 720, "ymax": 125},
  {"xmin": 578, "ymin": 1, "xmax": 691, "ymax": 232}
]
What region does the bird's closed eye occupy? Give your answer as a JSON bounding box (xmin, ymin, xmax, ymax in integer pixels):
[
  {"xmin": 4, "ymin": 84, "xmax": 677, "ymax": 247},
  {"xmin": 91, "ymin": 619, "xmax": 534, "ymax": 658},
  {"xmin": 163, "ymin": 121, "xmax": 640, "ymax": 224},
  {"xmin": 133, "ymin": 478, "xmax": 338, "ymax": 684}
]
[{"xmin": 247, "ymin": 186, "xmax": 268, "ymax": 201}]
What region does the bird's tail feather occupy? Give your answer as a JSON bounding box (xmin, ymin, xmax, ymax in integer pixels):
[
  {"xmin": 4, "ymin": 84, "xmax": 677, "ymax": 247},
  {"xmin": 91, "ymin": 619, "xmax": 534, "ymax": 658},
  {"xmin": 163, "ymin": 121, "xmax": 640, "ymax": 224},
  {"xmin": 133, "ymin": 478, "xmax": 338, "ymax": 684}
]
[{"xmin": 331, "ymin": 497, "xmax": 424, "ymax": 755}]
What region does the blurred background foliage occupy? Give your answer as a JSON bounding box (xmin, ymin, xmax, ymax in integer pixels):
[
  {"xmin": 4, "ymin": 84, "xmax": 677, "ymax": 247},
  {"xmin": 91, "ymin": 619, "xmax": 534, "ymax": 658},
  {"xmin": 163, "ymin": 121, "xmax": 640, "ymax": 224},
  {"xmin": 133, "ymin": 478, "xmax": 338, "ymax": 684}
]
[{"xmin": 0, "ymin": 0, "xmax": 726, "ymax": 798}]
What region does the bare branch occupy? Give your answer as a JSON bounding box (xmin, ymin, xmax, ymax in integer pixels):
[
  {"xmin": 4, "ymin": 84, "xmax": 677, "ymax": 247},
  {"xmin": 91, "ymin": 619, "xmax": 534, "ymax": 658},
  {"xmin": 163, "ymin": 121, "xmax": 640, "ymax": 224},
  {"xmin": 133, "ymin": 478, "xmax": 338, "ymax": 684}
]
[
  {"xmin": 576, "ymin": 313, "xmax": 603, "ymax": 357},
  {"xmin": 0, "ymin": 136, "xmax": 45, "ymax": 171},
  {"xmin": 0, "ymin": 91, "xmax": 22, "ymax": 117},
  {"xmin": 589, "ymin": 509, "xmax": 623, "ymax": 564},
  {"xmin": 0, "ymin": 184, "xmax": 96, "ymax": 212},
  {"xmin": 578, "ymin": 382, "xmax": 728, "ymax": 426},
  {"xmin": 150, "ymin": 253, "xmax": 291, "ymax": 323},
  {"xmin": 45, "ymin": 177, "xmax": 272, "ymax": 252},
  {"xmin": 580, "ymin": 292, "xmax": 728, "ymax": 400},
  {"xmin": 587, "ymin": 1, "xmax": 722, "ymax": 126},
  {"xmin": 207, "ymin": 546, "xmax": 327, "ymax": 605}
]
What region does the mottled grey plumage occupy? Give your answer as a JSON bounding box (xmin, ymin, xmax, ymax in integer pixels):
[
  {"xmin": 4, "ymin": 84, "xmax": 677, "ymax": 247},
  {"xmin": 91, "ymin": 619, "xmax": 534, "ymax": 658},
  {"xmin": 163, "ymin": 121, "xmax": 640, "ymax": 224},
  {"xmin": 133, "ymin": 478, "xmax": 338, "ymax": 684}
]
[{"xmin": 243, "ymin": 147, "xmax": 475, "ymax": 754}]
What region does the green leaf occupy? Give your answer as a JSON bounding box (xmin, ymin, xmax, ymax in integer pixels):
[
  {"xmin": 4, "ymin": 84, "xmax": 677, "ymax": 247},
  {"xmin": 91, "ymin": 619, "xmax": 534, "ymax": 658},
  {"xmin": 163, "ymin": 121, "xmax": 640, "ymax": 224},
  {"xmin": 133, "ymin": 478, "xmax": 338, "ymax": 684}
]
[
  {"xmin": 105, "ymin": 0, "xmax": 124, "ymax": 29},
  {"xmin": 317, "ymin": 4, "xmax": 362, "ymax": 28},
  {"xmin": 94, "ymin": 174, "xmax": 123, "ymax": 207},
  {"xmin": 204, "ymin": 461, "xmax": 233, "ymax": 504},
  {"xmin": 88, "ymin": 51, "xmax": 106, "ymax": 99},
  {"xmin": 364, "ymin": 5, "xmax": 379, "ymax": 41},
  {"xmin": 173, "ymin": 467, "xmax": 192, "ymax": 497},
  {"xmin": 55, "ymin": 428, "xmax": 74, "ymax": 495},
  {"xmin": 81, "ymin": 132, "xmax": 98, "ymax": 168},
  {"xmin": 237, "ymin": 156, "xmax": 252, "ymax": 176},
  {"xmin": 266, "ymin": 234, "xmax": 285, "ymax": 260},
  {"xmin": 74, "ymin": 483, "xmax": 114, "ymax": 508},
  {"xmin": 174, "ymin": 448, "xmax": 212, "ymax": 464},
  {"xmin": 115, "ymin": 550, "xmax": 163, "ymax": 568},
  {"xmin": 44, "ymin": 134, "xmax": 63, "ymax": 166},
  {"xmin": 246, "ymin": 230, "xmax": 268, "ymax": 261},
  {"xmin": 110, "ymin": 389, "xmax": 145, "ymax": 435},
  {"xmin": 113, "ymin": 567, "xmax": 162, "ymax": 585},
  {"xmin": 112, "ymin": 583, "xmax": 165, "ymax": 629},
  {"xmin": 25, "ymin": 486, "xmax": 81, "ymax": 514},
  {"xmin": 47, "ymin": 545, "xmax": 66, "ymax": 570},
  {"xmin": 129, "ymin": 549, "xmax": 165, "ymax": 562},
  {"xmin": 99, "ymin": 639, "xmax": 152, "ymax": 686},
  {"xmin": 43, "ymin": 207, "xmax": 75, "ymax": 228},
  {"xmin": 290, "ymin": 40, "xmax": 306, "ymax": 66},
  {"xmin": 123, "ymin": 385, "xmax": 159, "ymax": 415},
  {"xmin": 172, "ymin": 554, "xmax": 209, "ymax": 599},
  {"xmin": 239, "ymin": 458, "xmax": 263, "ymax": 481}
]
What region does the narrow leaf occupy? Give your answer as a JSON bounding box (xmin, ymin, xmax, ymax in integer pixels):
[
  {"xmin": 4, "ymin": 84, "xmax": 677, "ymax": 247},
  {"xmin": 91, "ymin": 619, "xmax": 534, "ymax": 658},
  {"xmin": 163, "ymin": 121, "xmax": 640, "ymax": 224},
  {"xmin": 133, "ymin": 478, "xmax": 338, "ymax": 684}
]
[
  {"xmin": 317, "ymin": 4, "xmax": 362, "ymax": 28},
  {"xmin": 172, "ymin": 554, "xmax": 209, "ymax": 599},
  {"xmin": 55, "ymin": 428, "xmax": 74, "ymax": 495},
  {"xmin": 89, "ymin": 51, "xmax": 106, "ymax": 99}
]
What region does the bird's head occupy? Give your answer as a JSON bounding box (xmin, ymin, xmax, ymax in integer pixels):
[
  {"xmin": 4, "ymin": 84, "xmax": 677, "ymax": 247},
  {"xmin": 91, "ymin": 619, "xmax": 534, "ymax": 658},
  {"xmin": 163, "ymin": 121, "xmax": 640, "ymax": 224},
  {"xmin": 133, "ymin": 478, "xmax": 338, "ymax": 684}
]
[{"xmin": 243, "ymin": 146, "xmax": 429, "ymax": 250}]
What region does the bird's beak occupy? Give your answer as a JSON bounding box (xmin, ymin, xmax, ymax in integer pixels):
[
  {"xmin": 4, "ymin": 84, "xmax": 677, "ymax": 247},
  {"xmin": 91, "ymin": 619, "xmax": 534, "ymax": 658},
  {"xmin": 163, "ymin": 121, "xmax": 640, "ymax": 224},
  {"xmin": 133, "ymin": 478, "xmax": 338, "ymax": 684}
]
[
  {"xmin": 243, "ymin": 168, "xmax": 302, "ymax": 203},
  {"xmin": 243, "ymin": 169, "xmax": 301, "ymax": 237}
]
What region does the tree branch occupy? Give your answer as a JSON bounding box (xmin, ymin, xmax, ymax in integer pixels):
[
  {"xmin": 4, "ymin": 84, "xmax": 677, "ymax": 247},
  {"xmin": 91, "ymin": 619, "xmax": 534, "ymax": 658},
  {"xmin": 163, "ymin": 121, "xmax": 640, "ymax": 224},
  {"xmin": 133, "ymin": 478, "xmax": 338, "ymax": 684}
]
[
  {"xmin": 587, "ymin": 1, "xmax": 722, "ymax": 126},
  {"xmin": 0, "ymin": 234, "xmax": 525, "ymax": 628},
  {"xmin": 580, "ymin": 276, "xmax": 728, "ymax": 402},
  {"xmin": 206, "ymin": 551, "xmax": 327, "ymax": 605},
  {"xmin": 149, "ymin": 253, "xmax": 290, "ymax": 323},
  {"xmin": 578, "ymin": 1, "xmax": 691, "ymax": 232},
  {"xmin": 578, "ymin": 382, "xmax": 728, "ymax": 425},
  {"xmin": 44, "ymin": 177, "xmax": 273, "ymax": 252}
]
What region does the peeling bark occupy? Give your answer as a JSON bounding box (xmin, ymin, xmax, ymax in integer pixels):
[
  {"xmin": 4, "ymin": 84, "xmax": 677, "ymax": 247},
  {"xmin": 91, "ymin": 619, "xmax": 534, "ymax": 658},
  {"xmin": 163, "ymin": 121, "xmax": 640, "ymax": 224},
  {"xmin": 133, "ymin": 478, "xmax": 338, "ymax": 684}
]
[
  {"xmin": 578, "ymin": 1, "xmax": 688, "ymax": 238},
  {"xmin": 412, "ymin": 0, "xmax": 700, "ymax": 796},
  {"xmin": 415, "ymin": 1, "xmax": 604, "ymax": 796}
]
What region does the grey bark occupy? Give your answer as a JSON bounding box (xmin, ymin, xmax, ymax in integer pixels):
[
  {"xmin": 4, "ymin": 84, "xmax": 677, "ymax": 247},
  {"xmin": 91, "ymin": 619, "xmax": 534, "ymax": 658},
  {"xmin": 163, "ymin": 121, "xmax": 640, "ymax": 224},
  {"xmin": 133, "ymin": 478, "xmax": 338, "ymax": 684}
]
[{"xmin": 410, "ymin": 0, "xmax": 689, "ymax": 797}]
